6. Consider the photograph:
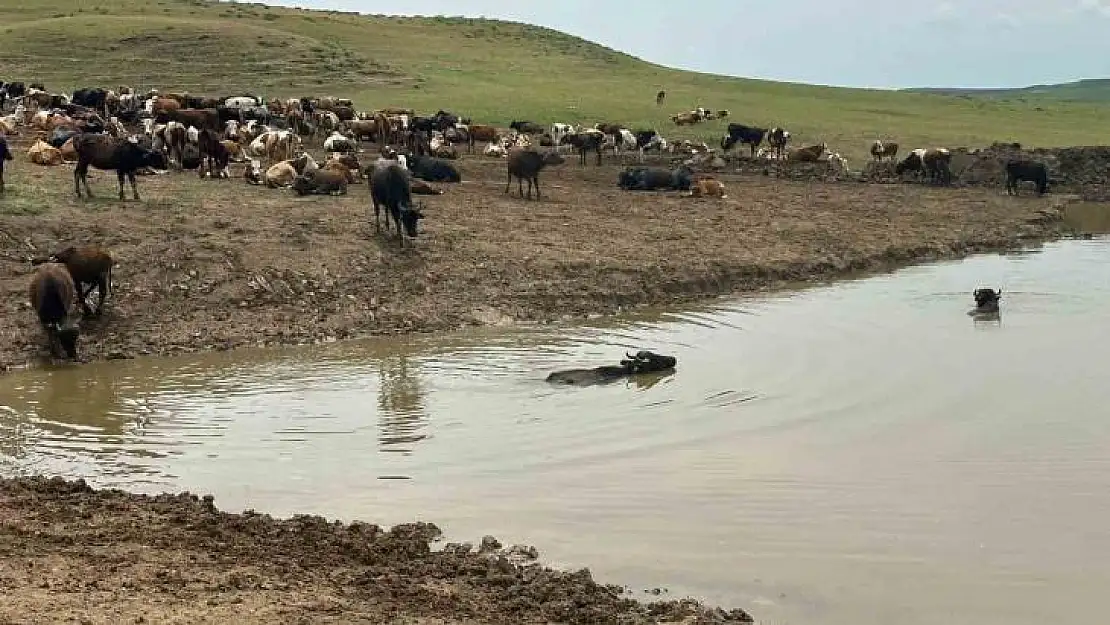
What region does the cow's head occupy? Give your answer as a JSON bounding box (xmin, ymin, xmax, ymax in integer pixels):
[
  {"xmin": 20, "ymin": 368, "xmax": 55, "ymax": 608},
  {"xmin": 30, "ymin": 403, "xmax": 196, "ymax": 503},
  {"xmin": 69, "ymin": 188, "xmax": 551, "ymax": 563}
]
[
  {"xmin": 51, "ymin": 322, "xmax": 80, "ymax": 360},
  {"xmin": 619, "ymin": 351, "xmax": 677, "ymax": 374},
  {"xmin": 973, "ymin": 288, "xmax": 1001, "ymax": 310},
  {"xmin": 400, "ymin": 203, "xmax": 425, "ymax": 238}
]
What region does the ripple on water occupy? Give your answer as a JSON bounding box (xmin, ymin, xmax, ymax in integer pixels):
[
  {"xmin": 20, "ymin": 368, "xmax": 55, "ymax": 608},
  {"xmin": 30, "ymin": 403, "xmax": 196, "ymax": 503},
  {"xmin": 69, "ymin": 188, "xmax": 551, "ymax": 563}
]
[{"xmin": 2, "ymin": 238, "xmax": 1110, "ymax": 625}]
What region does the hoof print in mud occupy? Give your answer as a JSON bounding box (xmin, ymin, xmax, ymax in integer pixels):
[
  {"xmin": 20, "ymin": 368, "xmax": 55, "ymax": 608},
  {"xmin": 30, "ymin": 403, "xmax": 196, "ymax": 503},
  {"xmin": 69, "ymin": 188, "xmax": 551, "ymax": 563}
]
[
  {"xmin": 970, "ymin": 287, "xmax": 1002, "ymax": 315},
  {"xmin": 545, "ymin": 350, "xmax": 677, "ymax": 386}
]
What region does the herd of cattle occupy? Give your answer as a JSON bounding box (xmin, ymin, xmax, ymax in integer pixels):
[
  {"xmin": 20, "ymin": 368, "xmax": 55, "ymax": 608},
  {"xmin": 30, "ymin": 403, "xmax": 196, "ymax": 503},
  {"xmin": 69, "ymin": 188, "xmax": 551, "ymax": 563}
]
[{"xmin": 0, "ymin": 80, "xmax": 1054, "ymax": 362}]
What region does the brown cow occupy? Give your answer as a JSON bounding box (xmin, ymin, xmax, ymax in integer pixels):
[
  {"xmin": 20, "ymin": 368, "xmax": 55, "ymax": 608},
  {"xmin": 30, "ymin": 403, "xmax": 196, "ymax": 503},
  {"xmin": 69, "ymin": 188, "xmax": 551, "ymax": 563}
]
[
  {"xmin": 466, "ymin": 124, "xmax": 499, "ymax": 153},
  {"xmin": 165, "ymin": 108, "xmax": 220, "ymax": 131}
]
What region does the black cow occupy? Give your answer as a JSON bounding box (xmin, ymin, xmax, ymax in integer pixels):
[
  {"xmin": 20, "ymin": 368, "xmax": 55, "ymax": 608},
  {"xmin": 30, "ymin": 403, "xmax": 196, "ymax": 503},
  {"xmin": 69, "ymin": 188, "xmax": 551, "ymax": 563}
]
[
  {"xmin": 73, "ymin": 135, "xmax": 168, "ymax": 200},
  {"xmin": 564, "ymin": 131, "xmax": 606, "ymax": 166},
  {"xmin": 617, "ymin": 166, "xmax": 693, "ymax": 191},
  {"xmin": 408, "ymin": 155, "xmax": 461, "ymax": 183},
  {"xmin": 510, "ymin": 120, "xmax": 544, "ymax": 135},
  {"xmin": 369, "ymin": 162, "xmax": 425, "ymax": 248},
  {"xmin": 4, "ymin": 81, "xmax": 26, "ymax": 100},
  {"xmin": 0, "ymin": 135, "xmax": 12, "ymax": 193},
  {"xmin": 1005, "ymin": 159, "xmax": 1048, "ymax": 196},
  {"xmin": 721, "ymin": 123, "xmax": 768, "ymax": 157},
  {"xmin": 71, "ymin": 88, "xmax": 108, "ymax": 113}
]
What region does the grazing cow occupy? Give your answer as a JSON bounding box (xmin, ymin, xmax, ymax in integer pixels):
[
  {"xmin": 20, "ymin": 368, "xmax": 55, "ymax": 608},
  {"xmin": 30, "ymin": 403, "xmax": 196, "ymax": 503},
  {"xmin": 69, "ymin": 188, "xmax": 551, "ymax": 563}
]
[
  {"xmin": 73, "ymin": 135, "xmax": 167, "ymax": 200},
  {"xmin": 721, "ymin": 124, "xmax": 768, "ymax": 157},
  {"xmin": 0, "ymin": 135, "xmax": 11, "ymax": 192},
  {"xmin": 291, "ymin": 167, "xmax": 349, "ymax": 196},
  {"xmin": 1005, "ymin": 159, "xmax": 1048, "ymax": 196},
  {"xmin": 656, "ymin": 90, "xmax": 666, "ymax": 106},
  {"xmin": 688, "ymin": 177, "xmax": 728, "ymax": 198},
  {"xmin": 369, "ymin": 162, "xmax": 424, "ymax": 248},
  {"xmin": 30, "ymin": 246, "xmax": 114, "ymax": 317},
  {"xmin": 767, "ymin": 127, "xmax": 790, "ymax": 158},
  {"xmin": 29, "ymin": 263, "xmax": 81, "ymax": 360},
  {"xmin": 786, "ymin": 143, "xmax": 828, "ymax": 163},
  {"xmin": 618, "ymin": 166, "xmax": 694, "ymax": 191},
  {"xmin": 323, "ymin": 130, "xmax": 356, "ymax": 153},
  {"xmin": 870, "ymin": 140, "xmax": 899, "ymax": 162},
  {"xmin": 564, "ymin": 130, "xmax": 606, "ymax": 166},
  {"xmin": 505, "ymin": 148, "xmax": 565, "ymax": 200},
  {"xmin": 408, "ymin": 155, "xmax": 461, "ymax": 183},
  {"xmin": 509, "ymin": 120, "xmax": 544, "ymax": 135}
]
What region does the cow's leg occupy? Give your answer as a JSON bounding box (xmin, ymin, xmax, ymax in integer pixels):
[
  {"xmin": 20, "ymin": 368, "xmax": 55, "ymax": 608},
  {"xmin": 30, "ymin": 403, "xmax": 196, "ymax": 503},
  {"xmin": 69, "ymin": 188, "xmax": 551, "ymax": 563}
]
[
  {"xmin": 129, "ymin": 172, "xmax": 140, "ymax": 200},
  {"xmin": 74, "ymin": 165, "xmax": 84, "ymax": 197},
  {"xmin": 95, "ymin": 275, "xmax": 109, "ymax": 315},
  {"xmin": 518, "ymin": 176, "xmax": 524, "ymax": 198},
  {"xmin": 505, "ymin": 172, "xmax": 512, "ymax": 195},
  {"xmin": 117, "ymin": 171, "xmax": 127, "ymax": 200},
  {"xmin": 533, "ymin": 176, "xmax": 541, "ymax": 200}
]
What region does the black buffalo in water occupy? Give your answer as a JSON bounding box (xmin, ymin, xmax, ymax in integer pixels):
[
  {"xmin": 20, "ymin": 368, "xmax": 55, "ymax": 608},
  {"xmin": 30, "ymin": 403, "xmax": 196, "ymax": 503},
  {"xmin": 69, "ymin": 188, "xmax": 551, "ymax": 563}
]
[
  {"xmin": 970, "ymin": 288, "xmax": 1002, "ymax": 315},
  {"xmin": 546, "ymin": 351, "xmax": 677, "ymax": 386}
]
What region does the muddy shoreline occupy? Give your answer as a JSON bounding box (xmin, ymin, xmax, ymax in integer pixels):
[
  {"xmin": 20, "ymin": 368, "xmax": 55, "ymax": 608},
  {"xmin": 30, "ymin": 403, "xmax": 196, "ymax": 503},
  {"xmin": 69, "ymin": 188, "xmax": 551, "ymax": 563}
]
[
  {"xmin": 0, "ymin": 137, "xmax": 1079, "ymax": 371},
  {"xmin": 0, "ymin": 476, "xmax": 752, "ymax": 624}
]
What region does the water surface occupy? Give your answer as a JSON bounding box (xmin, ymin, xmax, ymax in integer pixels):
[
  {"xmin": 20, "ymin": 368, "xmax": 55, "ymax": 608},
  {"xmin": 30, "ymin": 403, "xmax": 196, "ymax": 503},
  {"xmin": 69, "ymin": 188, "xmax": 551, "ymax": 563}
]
[{"xmin": 2, "ymin": 235, "xmax": 1109, "ymax": 625}]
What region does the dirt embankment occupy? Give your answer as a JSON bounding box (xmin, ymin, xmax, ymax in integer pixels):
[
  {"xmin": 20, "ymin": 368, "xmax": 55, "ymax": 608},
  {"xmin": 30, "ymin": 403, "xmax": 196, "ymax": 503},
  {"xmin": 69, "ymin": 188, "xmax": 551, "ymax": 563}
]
[
  {"xmin": 858, "ymin": 142, "xmax": 1110, "ymax": 199},
  {"xmin": 0, "ymin": 135, "xmax": 1077, "ymax": 371},
  {"xmin": 0, "ymin": 476, "xmax": 753, "ymax": 624}
]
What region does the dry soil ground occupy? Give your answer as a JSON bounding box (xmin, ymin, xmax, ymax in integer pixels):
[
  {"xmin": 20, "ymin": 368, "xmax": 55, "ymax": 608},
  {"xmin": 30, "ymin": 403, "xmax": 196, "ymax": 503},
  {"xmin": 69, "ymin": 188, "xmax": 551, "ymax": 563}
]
[
  {"xmin": 0, "ymin": 476, "xmax": 755, "ymax": 624},
  {"xmin": 0, "ymin": 134, "xmax": 1071, "ymax": 373}
]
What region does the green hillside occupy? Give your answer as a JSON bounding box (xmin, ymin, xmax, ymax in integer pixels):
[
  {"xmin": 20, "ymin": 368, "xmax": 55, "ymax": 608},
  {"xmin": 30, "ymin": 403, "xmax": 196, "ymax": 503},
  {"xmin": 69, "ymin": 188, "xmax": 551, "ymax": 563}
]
[
  {"xmin": 906, "ymin": 79, "xmax": 1110, "ymax": 102},
  {"xmin": 1, "ymin": 0, "xmax": 1109, "ymax": 163}
]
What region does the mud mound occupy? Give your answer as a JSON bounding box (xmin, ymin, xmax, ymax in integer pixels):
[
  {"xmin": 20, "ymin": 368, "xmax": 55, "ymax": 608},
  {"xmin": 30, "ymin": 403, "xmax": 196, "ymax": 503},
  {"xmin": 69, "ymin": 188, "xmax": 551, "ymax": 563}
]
[
  {"xmin": 727, "ymin": 155, "xmax": 854, "ymax": 182},
  {"xmin": 0, "ymin": 476, "xmax": 754, "ymax": 624}
]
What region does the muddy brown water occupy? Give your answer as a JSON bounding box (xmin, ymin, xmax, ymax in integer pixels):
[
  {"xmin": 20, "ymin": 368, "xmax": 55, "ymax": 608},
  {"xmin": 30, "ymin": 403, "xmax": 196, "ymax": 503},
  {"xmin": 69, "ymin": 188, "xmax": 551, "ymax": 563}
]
[{"xmin": 3, "ymin": 224, "xmax": 1110, "ymax": 624}]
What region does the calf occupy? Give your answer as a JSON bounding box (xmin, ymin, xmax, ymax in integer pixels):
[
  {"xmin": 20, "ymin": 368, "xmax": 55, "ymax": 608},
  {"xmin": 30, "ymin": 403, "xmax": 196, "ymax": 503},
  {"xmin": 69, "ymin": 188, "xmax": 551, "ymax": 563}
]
[
  {"xmin": 198, "ymin": 128, "xmax": 230, "ymax": 178},
  {"xmin": 1005, "ymin": 159, "xmax": 1048, "ymax": 196},
  {"xmin": 786, "ymin": 143, "xmax": 827, "ymax": 163},
  {"xmin": 688, "ymin": 177, "xmax": 728, "ymax": 198},
  {"xmin": 0, "ymin": 135, "xmax": 11, "ymax": 192},
  {"xmin": 505, "ymin": 148, "xmax": 566, "ymax": 200},
  {"xmin": 721, "ymin": 124, "xmax": 767, "ymax": 157},
  {"xmin": 29, "ymin": 263, "xmax": 81, "ymax": 360},
  {"xmin": 408, "ymin": 155, "xmax": 461, "ymax": 183},
  {"xmin": 73, "ymin": 135, "xmax": 167, "ymax": 200},
  {"xmin": 31, "ymin": 245, "xmax": 114, "ymax": 316},
  {"xmin": 767, "ymin": 127, "xmax": 790, "ymax": 158},
  {"xmin": 369, "ymin": 162, "xmax": 425, "ymax": 248}
]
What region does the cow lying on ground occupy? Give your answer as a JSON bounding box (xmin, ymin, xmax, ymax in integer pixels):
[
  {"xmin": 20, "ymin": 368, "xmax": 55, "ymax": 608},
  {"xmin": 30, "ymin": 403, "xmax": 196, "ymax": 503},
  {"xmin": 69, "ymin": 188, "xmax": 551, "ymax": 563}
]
[
  {"xmin": 408, "ymin": 155, "xmax": 460, "ymax": 183},
  {"xmin": 291, "ymin": 167, "xmax": 348, "ymax": 196},
  {"xmin": 1005, "ymin": 159, "xmax": 1048, "ymax": 196},
  {"xmin": 618, "ymin": 166, "xmax": 694, "ymax": 191}
]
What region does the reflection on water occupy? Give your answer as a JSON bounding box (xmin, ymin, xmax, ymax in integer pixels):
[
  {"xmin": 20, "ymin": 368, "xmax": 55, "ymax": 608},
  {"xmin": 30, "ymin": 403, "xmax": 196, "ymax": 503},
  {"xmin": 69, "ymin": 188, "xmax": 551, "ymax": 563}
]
[{"xmin": 2, "ymin": 236, "xmax": 1110, "ymax": 625}]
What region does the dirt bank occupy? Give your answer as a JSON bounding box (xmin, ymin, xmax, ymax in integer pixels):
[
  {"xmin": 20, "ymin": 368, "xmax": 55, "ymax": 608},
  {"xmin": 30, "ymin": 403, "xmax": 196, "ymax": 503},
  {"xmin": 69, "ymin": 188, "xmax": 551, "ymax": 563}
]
[
  {"xmin": 0, "ymin": 136, "xmax": 1076, "ymax": 371},
  {"xmin": 0, "ymin": 476, "xmax": 752, "ymax": 624}
]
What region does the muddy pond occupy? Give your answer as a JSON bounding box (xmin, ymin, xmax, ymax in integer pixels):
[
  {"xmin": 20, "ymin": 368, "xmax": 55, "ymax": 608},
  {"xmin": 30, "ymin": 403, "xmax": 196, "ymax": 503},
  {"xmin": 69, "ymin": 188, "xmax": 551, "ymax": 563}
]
[{"xmin": 3, "ymin": 231, "xmax": 1109, "ymax": 625}]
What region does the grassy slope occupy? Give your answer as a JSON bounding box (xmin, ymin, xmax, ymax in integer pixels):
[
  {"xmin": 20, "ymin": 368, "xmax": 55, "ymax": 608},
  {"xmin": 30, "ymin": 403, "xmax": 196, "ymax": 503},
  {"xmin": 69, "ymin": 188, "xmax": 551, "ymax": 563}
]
[
  {"xmin": 1, "ymin": 0, "xmax": 1109, "ymax": 163},
  {"xmin": 906, "ymin": 79, "xmax": 1110, "ymax": 102}
]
